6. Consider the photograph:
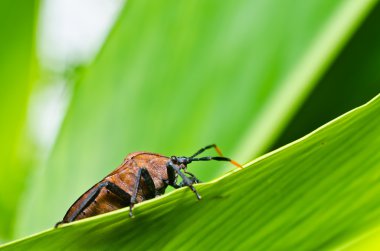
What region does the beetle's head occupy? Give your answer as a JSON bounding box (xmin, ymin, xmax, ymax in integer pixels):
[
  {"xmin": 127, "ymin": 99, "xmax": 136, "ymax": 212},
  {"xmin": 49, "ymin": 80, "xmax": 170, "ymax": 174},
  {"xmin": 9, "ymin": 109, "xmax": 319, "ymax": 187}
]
[{"xmin": 170, "ymin": 156, "xmax": 192, "ymax": 168}]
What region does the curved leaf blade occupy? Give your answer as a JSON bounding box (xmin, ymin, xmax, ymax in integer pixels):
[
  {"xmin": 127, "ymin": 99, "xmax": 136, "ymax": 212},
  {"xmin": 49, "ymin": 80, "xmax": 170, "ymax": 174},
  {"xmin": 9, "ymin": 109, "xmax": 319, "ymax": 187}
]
[{"xmin": 4, "ymin": 94, "xmax": 380, "ymax": 250}]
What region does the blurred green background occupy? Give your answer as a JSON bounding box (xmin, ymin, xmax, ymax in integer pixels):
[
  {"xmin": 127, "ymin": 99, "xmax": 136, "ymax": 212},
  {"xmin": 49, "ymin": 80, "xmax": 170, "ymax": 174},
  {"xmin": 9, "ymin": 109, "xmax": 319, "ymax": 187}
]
[{"xmin": 0, "ymin": 0, "xmax": 379, "ymax": 243}]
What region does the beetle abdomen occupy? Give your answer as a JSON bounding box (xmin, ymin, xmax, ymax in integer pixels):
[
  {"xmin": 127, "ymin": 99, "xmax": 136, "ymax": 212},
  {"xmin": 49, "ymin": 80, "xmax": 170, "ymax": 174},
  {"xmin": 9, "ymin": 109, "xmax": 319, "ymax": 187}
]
[
  {"xmin": 74, "ymin": 188, "xmax": 130, "ymax": 221},
  {"xmin": 62, "ymin": 182, "xmax": 131, "ymax": 223}
]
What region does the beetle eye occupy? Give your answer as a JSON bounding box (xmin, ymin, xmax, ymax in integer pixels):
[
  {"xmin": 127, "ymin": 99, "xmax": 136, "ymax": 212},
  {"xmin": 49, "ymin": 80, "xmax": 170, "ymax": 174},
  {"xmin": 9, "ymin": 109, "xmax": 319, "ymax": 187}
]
[{"xmin": 171, "ymin": 156, "xmax": 177, "ymax": 163}]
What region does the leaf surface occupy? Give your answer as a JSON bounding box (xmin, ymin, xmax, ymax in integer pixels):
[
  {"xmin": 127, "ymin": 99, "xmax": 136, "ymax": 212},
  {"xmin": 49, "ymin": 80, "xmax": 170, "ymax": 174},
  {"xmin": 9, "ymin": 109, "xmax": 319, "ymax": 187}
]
[{"xmin": 5, "ymin": 94, "xmax": 380, "ymax": 250}]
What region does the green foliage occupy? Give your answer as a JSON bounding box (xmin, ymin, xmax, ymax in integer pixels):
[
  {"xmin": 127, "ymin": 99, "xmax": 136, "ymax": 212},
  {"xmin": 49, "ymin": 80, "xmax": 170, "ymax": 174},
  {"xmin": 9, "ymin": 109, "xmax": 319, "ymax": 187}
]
[
  {"xmin": 3, "ymin": 94, "xmax": 380, "ymax": 250},
  {"xmin": 0, "ymin": 0, "xmax": 39, "ymax": 239},
  {"xmin": 17, "ymin": 0, "xmax": 377, "ymax": 238},
  {"xmin": 273, "ymin": 2, "xmax": 380, "ymax": 149},
  {"xmin": 0, "ymin": 0, "xmax": 379, "ymax": 248}
]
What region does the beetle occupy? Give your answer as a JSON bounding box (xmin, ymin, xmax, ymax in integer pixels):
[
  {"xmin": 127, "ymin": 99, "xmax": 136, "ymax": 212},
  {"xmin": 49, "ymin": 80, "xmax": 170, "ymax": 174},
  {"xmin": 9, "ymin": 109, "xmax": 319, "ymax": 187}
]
[{"xmin": 55, "ymin": 144, "xmax": 241, "ymax": 227}]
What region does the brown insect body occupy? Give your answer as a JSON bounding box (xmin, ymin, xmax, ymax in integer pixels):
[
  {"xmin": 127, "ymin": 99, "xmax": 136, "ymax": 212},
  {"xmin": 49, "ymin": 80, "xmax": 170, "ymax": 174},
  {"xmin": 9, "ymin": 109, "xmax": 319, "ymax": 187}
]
[
  {"xmin": 61, "ymin": 152, "xmax": 170, "ymax": 223},
  {"xmin": 56, "ymin": 144, "xmax": 241, "ymax": 227}
]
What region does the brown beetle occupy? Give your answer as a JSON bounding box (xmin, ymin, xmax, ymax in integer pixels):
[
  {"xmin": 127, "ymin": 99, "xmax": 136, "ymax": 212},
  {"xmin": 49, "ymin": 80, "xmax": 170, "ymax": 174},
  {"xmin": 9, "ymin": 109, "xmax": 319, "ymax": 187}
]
[{"xmin": 55, "ymin": 144, "xmax": 241, "ymax": 227}]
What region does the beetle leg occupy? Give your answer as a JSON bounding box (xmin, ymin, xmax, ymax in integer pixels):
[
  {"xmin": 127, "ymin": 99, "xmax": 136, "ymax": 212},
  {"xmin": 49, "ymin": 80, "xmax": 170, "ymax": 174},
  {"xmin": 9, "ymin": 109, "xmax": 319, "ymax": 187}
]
[
  {"xmin": 164, "ymin": 179, "xmax": 180, "ymax": 188},
  {"xmin": 129, "ymin": 168, "xmax": 156, "ymax": 217},
  {"xmin": 140, "ymin": 168, "xmax": 156, "ymax": 198},
  {"xmin": 165, "ymin": 163, "xmax": 180, "ymax": 188},
  {"xmin": 104, "ymin": 181, "xmax": 132, "ymax": 202},
  {"xmin": 130, "ymin": 169, "xmax": 142, "ymax": 217},
  {"xmin": 55, "ymin": 221, "xmax": 63, "ymax": 228},
  {"xmin": 55, "ymin": 181, "xmax": 131, "ymax": 227},
  {"xmin": 184, "ymin": 171, "xmax": 201, "ymax": 183},
  {"xmin": 167, "ymin": 161, "xmax": 202, "ymax": 200}
]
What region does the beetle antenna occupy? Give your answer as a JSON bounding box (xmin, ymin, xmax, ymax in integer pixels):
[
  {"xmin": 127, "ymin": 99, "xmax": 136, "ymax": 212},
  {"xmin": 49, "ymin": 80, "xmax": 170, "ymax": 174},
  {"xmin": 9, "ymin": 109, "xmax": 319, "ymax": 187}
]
[
  {"xmin": 190, "ymin": 144, "xmax": 224, "ymax": 158},
  {"xmin": 190, "ymin": 156, "xmax": 242, "ymax": 168}
]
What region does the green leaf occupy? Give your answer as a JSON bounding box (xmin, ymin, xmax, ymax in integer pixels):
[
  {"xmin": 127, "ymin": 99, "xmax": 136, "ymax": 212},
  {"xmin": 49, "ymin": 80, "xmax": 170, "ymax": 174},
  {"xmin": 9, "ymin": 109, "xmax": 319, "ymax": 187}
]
[
  {"xmin": 272, "ymin": 3, "xmax": 380, "ymax": 150},
  {"xmin": 3, "ymin": 93, "xmax": 380, "ymax": 250},
  {"xmin": 17, "ymin": 0, "xmax": 377, "ymax": 238},
  {"xmin": 0, "ymin": 0, "xmax": 39, "ymax": 240}
]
